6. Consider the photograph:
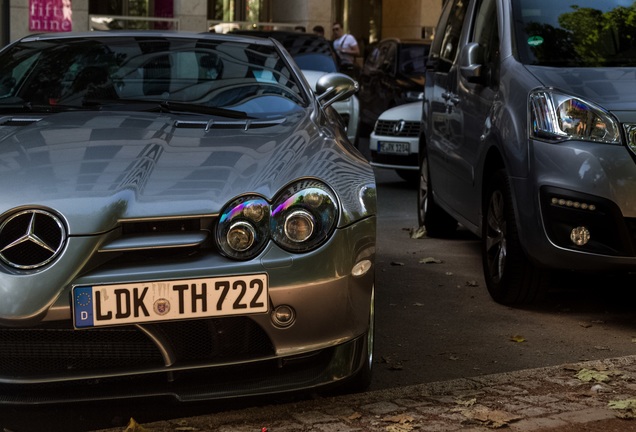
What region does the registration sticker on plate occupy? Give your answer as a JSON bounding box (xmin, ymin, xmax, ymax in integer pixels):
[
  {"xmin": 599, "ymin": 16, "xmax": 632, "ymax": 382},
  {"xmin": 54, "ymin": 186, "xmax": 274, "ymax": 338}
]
[
  {"xmin": 379, "ymin": 141, "xmax": 410, "ymax": 154},
  {"xmin": 72, "ymin": 274, "xmax": 268, "ymax": 328}
]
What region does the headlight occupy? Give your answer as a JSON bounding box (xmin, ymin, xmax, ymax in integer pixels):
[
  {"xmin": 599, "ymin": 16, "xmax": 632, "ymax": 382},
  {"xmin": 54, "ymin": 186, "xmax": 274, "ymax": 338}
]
[
  {"xmin": 530, "ymin": 89, "xmax": 620, "ymax": 144},
  {"xmin": 216, "ymin": 196, "xmax": 270, "ymax": 260},
  {"xmin": 271, "ymin": 179, "xmax": 338, "ymax": 252},
  {"xmin": 406, "ymin": 91, "xmax": 424, "ymax": 101},
  {"xmin": 216, "ymin": 180, "xmax": 339, "ymax": 259}
]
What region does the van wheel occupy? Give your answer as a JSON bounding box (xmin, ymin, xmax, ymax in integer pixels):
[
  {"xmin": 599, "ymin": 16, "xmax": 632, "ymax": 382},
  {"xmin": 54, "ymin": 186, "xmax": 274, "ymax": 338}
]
[
  {"xmin": 482, "ymin": 170, "xmax": 548, "ymax": 304},
  {"xmin": 417, "ymin": 151, "xmax": 457, "ymax": 237}
]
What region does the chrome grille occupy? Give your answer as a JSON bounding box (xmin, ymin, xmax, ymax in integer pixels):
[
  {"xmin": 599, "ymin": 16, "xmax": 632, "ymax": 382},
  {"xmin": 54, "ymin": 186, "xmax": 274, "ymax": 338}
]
[{"xmin": 374, "ymin": 120, "xmax": 420, "ymax": 137}]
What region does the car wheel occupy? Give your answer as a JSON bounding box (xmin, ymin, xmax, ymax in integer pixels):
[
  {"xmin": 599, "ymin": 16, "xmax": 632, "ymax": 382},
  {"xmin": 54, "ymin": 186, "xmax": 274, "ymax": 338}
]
[
  {"xmin": 482, "ymin": 170, "xmax": 548, "ymax": 305},
  {"xmin": 417, "ymin": 151, "xmax": 458, "ymax": 237}
]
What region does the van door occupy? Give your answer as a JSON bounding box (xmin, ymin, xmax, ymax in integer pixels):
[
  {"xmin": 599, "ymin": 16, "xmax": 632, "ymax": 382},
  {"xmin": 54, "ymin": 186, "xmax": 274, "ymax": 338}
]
[
  {"xmin": 425, "ymin": 0, "xmax": 470, "ymax": 214},
  {"xmin": 452, "ymin": 0, "xmax": 500, "ymax": 225}
]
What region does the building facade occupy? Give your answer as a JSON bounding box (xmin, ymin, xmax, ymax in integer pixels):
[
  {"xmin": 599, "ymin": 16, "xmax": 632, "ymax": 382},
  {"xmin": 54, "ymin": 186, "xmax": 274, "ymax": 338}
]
[{"xmin": 3, "ymin": 0, "xmax": 441, "ymax": 47}]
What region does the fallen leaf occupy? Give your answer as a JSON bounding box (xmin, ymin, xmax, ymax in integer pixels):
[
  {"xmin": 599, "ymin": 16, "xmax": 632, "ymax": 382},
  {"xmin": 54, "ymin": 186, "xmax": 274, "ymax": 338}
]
[
  {"xmin": 576, "ymin": 368, "xmax": 610, "ymax": 383},
  {"xmin": 462, "ymin": 405, "xmax": 521, "ymax": 428},
  {"xmin": 579, "ymin": 322, "xmax": 592, "ymax": 328},
  {"xmin": 419, "ymin": 257, "xmax": 443, "ymax": 264},
  {"xmin": 384, "ymin": 414, "xmax": 415, "ymax": 424},
  {"xmin": 465, "ymin": 280, "xmax": 479, "ymax": 287},
  {"xmin": 445, "ymin": 271, "xmax": 454, "ymax": 276},
  {"xmin": 124, "ymin": 418, "xmax": 149, "ymax": 432},
  {"xmin": 455, "ymin": 398, "xmax": 477, "ymax": 407},
  {"xmin": 410, "ymin": 226, "xmax": 427, "ymax": 239},
  {"xmin": 510, "ymin": 335, "xmax": 526, "ymax": 343},
  {"xmin": 348, "ymin": 412, "xmax": 363, "ymax": 420},
  {"xmin": 391, "ymin": 261, "xmax": 405, "ymax": 266},
  {"xmin": 608, "ymin": 399, "xmax": 636, "ymax": 419},
  {"xmin": 385, "ymin": 424, "xmax": 413, "ymax": 432},
  {"xmin": 413, "ymin": 302, "xmax": 425, "ymax": 306}
]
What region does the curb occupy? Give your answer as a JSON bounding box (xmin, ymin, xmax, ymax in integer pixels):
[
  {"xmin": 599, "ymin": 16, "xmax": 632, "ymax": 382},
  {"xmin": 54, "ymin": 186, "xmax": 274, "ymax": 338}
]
[{"xmin": 99, "ymin": 355, "xmax": 636, "ymax": 431}]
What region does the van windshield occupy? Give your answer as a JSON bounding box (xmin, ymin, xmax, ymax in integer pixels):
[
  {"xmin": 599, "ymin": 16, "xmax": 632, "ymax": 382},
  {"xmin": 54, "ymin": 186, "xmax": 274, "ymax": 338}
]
[{"xmin": 512, "ymin": 0, "xmax": 636, "ymax": 67}]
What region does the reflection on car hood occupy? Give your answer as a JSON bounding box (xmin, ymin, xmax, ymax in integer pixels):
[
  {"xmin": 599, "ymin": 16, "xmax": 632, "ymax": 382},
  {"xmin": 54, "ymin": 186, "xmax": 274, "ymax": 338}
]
[
  {"xmin": 526, "ymin": 66, "xmax": 636, "ymax": 111},
  {"xmin": 0, "ymin": 110, "xmax": 371, "ymax": 235}
]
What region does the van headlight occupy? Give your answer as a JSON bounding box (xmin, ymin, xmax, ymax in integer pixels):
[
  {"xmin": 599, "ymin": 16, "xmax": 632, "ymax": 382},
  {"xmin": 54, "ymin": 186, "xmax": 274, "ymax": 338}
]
[{"xmin": 530, "ymin": 89, "xmax": 620, "ymax": 144}]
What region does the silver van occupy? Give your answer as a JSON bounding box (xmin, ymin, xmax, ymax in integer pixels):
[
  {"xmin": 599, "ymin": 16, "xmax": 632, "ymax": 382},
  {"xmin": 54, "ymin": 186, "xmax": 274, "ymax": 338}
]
[{"xmin": 419, "ymin": 0, "xmax": 636, "ymax": 304}]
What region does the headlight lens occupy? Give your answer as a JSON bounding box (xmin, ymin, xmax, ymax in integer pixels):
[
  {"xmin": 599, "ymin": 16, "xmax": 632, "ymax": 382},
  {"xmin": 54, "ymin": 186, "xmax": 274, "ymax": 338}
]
[
  {"xmin": 216, "ymin": 196, "xmax": 270, "ymax": 260},
  {"xmin": 271, "ymin": 180, "xmax": 338, "ymax": 252},
  {"xmin": 530, "ymin": 89, "xmax": 620, "ymax": 144},
  {"xmin": 216, "ymin": 180, "xmax": 339, "ymax": 259}
]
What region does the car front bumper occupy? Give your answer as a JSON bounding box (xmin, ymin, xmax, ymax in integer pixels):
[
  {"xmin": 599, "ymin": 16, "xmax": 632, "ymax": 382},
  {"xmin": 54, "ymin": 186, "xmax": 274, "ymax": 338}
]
[
  {"xmin": 0, "ymin": 216, "xmax": 376, "ymax": 404},
  {"xmin": 513, "ymin": 138, "xmax": 636, "ymax": 271}
]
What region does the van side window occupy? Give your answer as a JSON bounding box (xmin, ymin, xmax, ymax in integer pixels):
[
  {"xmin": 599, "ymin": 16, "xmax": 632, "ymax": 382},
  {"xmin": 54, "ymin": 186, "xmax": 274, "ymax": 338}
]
[
  {"xmin": 430, "ymin": 0, "xmax": 469, "ymax": 73},
  {"xmin": 472, "ymin": 0, "xmax": 499, "ymax": 86}
]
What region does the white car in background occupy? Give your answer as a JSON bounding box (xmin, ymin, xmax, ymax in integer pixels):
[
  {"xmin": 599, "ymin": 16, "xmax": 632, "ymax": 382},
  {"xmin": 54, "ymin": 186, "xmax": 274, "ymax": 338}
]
[{"xmin": 369, "ymin": 101, "xmax": 421, "ymax": 182}]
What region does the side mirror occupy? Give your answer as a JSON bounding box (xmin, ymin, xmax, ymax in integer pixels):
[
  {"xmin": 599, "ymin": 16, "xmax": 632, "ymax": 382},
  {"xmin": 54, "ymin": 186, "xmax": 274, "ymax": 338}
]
[
  {"xmin": 316, "ymin": 72, "xmax": 358, "ymax": 108},
  {"xmin": 459, "ymin": 42, "xmax": 484, "ymax": 84}
]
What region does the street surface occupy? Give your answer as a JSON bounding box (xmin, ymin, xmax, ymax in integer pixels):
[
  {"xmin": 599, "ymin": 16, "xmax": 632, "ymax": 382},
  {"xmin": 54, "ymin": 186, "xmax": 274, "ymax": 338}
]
[
  {"xmin": 370, "ymin": 167, "xmax": 636, "ymax": 391},
  {"xmin": 3, "ymin": 148, "xmax": 636, "ymax": 432}
]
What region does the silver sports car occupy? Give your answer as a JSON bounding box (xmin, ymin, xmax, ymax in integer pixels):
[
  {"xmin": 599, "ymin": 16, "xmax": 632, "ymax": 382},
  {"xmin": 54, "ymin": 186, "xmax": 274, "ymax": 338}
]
[{"xmin": 0, "ymin": 31, "xmax": 376, "ymax": 403}]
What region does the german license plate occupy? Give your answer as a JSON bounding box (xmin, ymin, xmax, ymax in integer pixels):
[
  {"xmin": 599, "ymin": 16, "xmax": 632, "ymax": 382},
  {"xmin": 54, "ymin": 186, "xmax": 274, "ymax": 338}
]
[
  {"xmin": 72, "ymin": 274, "xmax": 268, "ymax": 328},
  {"xmin": 379, "ymin": 141, "xmax": 409, "ymax": 154}
]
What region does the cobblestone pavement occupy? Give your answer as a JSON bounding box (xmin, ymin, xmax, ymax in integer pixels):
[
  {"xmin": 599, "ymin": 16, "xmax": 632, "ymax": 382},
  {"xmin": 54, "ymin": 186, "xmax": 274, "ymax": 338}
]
[{"xmin": 100, "ymin": 355, "xmax": 636, "ymax": 432}]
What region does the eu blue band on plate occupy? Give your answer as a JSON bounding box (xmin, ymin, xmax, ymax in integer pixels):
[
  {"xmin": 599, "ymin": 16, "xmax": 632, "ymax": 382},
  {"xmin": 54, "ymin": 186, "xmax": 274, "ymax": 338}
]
[{"xmin": 74, "ymin": 286, "xmax": 94, "ymax": 328}]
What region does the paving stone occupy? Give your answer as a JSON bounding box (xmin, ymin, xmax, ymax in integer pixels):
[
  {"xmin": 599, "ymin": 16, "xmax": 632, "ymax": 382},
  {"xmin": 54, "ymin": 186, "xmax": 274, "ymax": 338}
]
[
  {"xmin": 292, "ymin": 410, "xmax": 338, "ymax": 424},
  {"xmin": 551, "ymin": 407, "xmax": 616, "ymax": 423},
  {"xmin": 509, "ymin": 416, "xmax": 569, "ymax": 431},
  {"xmin": 360, "ymin": 401, "xmax": 404, "ymax": 415},
  {"xmin": 314, "ymin": 421, "xmax": 362, "ymax": 431},
  {"xmin": 96, "ymin": 354, "xmax": 636, "ymax": 432}
]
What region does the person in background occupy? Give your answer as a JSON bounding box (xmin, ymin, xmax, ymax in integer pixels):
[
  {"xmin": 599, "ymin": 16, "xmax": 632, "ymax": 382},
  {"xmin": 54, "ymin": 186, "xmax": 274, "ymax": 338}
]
[
  {"xmin": 294, "ymin": 25, "xmax": 306, "ymax": 32},
  {"xmin": 331, "ymin": 22, "xmax": 359, "ymax": 68},
  {"xmin": 312, "ymin": 25, "xmax": 325, "ymax": 38}
]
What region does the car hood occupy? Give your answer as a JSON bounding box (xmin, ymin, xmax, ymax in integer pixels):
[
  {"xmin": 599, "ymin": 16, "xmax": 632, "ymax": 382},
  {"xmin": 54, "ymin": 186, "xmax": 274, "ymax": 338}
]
[
  {"xmin": 526, "ymin": 66, "xmax": 636, "ymax": 111},
  {"xmin": 0, "ymin": 110, "xmax": 372, "ymax": 235},
  {"xmin": 378, "ymin": 101, "xmax": 422, "ymax": 121}
]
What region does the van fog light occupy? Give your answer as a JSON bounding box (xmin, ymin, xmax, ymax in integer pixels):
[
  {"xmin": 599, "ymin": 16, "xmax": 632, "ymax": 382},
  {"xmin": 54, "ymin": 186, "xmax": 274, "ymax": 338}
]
[
  {"xmin": 570, "ymin": 226, "xmax": 590, "ymax": 246},
  {"xmin": 272, "ymin": 305, "xmax": 296, "ymax": 328}
]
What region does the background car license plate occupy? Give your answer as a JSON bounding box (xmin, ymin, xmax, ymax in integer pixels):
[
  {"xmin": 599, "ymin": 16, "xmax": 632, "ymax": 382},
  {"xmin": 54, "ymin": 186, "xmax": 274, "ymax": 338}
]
[
  {"xmin": 379, "ymin": 141, "xmax": 410, "ymax": 154},
  {"xmin": 73, "ymin": 274, "xmax": 268, "ymax": 328}
]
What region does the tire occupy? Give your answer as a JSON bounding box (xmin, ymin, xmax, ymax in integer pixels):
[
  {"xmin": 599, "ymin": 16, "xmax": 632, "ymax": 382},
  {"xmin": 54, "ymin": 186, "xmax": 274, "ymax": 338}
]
[
  {"xmin": 482, "ymin": 170, "xmax": 548, "ymax": 305},
  {"xmin": 417, "ymin": 150, "xmax": 458, "ymax": 237}
]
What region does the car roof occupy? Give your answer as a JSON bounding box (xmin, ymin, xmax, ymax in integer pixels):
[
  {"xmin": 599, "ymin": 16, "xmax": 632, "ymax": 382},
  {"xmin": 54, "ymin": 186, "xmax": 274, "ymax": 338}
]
[
  {"xmin": 229, "ymin": 30, "xmax": 335, "ymax": 55},
  {"xmin": 378, "ymin": 37, "xmax": 432, "ymax": 46},
  {"xmin": 18, "ymin": 30, "xmax": 277, "ymax": 47}
]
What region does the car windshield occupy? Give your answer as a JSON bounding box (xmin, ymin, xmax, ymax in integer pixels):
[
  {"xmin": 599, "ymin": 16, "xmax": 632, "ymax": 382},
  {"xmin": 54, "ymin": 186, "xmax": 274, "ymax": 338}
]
[
  {"xmin": 0, "ymin": 35, "xmax": 307, "ymax": 117},
  {"xmin": 512, "ymin": 0, "xmax": 636, "ymax": 67},
  {"xmin": 398, "ymin": 43, "xmax": 429, "ymax": 75}
]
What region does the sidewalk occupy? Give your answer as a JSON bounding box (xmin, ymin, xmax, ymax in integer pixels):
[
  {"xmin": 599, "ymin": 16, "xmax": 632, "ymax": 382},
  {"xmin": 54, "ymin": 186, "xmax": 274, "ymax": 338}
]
[{"xmin": 103, "ymin": 355, "xmax": 636, "ymax": 432}]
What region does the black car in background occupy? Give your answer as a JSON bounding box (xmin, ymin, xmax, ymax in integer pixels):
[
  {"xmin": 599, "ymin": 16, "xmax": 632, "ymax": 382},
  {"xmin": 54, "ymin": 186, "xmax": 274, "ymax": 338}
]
[
  {"xmin": 231, "ymin": 30, "xmax": 360, "ymax": 142},
  {"xmin": 357, "ymin": 38, "xmax": 430, "ymax": 137}
]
